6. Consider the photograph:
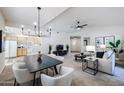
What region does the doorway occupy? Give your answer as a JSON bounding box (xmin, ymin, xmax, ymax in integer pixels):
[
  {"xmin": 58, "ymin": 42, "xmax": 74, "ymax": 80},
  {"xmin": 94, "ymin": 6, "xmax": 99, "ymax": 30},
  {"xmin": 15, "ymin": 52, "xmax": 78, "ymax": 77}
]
[
  {"xmin": 83, "ymin": 37, "xmax": 90, "ymax": 51},
  {"xmin": 70, "ymin": 36, "xmax": 81, "ymax": 53}
]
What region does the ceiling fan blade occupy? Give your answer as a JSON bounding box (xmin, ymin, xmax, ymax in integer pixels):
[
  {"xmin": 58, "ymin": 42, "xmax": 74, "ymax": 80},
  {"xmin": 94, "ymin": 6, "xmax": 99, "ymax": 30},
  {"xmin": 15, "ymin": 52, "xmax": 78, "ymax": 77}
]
[{"xmin": 82, "ymin": 24, "xmax": 88, "ymax": 26}]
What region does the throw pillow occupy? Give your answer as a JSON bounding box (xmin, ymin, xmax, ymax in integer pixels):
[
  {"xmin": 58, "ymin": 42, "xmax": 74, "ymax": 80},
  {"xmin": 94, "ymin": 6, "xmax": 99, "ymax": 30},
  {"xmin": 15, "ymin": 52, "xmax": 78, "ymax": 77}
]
[{"xmin": 96, "ymin": 52, "xmax": 104, "ymax": 58}]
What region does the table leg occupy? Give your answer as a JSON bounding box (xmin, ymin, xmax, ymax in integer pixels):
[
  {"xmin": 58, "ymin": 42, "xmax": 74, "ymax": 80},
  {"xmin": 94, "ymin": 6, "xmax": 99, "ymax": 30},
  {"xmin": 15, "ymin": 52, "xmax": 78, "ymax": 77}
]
[
  {"xmin": 82, "ymin": 60, "xmax": 88, "ymax": 71},
  {"xmin": 33, "ymin": 73, "xmax": 36, "ymax": 86},
  {"xmin": 75, "ymin": 56, "xmax": 77, "ymax": 61},
  {"xmin": 54, "ymin": 66, "xmax": 58, "ymax": 74},
  {"xmin": 93, "ymin": 62, "xmax": 95, "ymax": 75},
  {"xmin": 93, "ymin": 59, "xmax": 98, "ymax": 75},
  {"xmin": 14, "ymin": 78, "xmax": 16, "ymax": 86}
]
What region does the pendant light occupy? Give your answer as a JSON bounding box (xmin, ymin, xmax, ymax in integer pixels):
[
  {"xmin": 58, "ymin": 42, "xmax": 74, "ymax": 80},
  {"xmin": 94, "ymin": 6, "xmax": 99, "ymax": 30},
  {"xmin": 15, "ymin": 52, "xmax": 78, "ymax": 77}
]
[{"xmin": 37, "ymin": 7, "xmax": 41, "ymax": 37}]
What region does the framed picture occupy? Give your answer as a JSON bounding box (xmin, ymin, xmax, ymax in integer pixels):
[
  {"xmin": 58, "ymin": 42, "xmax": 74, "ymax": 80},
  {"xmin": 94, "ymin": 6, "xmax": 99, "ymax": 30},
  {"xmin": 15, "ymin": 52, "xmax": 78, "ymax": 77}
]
[
  {"xmin": 104, "ymin": 36, "xmax": 115, "ymax": 47},
  {"xmin": 95, "ymin": 37, "xmax": 104, "ymax": 47}
]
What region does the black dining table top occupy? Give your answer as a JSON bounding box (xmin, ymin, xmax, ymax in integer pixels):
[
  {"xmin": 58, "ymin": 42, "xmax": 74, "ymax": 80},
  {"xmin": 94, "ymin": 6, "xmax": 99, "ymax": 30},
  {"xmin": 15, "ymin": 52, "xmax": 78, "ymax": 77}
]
[{"xmin": 23, "ymin": 54, "xmax": 63, "ymax": 73}]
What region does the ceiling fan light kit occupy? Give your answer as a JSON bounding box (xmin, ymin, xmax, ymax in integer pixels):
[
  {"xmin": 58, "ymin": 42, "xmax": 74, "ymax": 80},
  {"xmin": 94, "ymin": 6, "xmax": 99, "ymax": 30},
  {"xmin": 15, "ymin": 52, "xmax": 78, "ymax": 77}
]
[{"xmin": 71, "ymin": 20, "xmax": 88, "ymax": 30}]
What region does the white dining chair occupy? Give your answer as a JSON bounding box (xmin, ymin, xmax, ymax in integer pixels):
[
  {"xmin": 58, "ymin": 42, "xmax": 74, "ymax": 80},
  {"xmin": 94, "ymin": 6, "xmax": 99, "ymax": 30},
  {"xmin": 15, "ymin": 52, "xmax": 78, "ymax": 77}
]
[
  {"xmin": 12, "ymin": 62, "xmax": 34, "ymax": 85},
  {"xmin": 41, "ymin": 66, "xmax": 74, "ymax": 86},
  {"xmin": 47, "ymin": 54, "xmax": 64, "ymax": 76},
  {"xmin": 48, "ymin": 54, "xmax": 64, "ymax": 61}
]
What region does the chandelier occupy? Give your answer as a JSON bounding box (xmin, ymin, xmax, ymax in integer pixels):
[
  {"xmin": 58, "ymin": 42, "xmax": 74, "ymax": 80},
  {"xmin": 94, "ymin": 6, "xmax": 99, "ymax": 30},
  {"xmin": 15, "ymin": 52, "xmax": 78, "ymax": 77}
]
[
  {"xmin": 35, "ymin": 7, "xmax": 42, "ymax": 37},
  {"xmin": 21, "ymin": 7, "xmax": 51, "ymax": 37}
]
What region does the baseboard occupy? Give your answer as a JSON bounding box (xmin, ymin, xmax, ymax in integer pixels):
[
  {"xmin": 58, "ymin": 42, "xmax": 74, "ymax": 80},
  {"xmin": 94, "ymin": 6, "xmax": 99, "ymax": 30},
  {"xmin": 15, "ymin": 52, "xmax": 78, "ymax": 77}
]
[{"xmin": 5, "ymin": 56, "xmax": 17, "ymax": 59}]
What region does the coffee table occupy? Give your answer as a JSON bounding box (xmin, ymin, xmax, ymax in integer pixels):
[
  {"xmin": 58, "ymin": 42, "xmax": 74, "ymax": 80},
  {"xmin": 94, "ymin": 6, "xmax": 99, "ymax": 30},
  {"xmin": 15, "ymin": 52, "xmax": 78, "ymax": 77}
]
[{"xmin": 74, "ymin": 53, "xmax": 85, "ymax": 61}]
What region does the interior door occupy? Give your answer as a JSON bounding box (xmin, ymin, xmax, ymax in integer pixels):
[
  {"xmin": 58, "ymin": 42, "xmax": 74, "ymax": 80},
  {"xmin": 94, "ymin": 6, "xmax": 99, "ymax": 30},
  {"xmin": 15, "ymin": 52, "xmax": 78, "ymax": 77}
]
[
  {"xmin": 70, "ymin": 36, "xmax": 81, "ymax": 53},
  {"xmin": 83, "ymin": 37, "xmax": 90, "ymax": 51}
]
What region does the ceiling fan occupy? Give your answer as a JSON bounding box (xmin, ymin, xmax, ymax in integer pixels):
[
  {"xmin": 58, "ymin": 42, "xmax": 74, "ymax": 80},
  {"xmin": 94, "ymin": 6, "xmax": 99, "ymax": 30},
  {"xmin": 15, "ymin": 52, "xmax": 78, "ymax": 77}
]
[{"xmin": 71, "ymin": 21, "xmax": 88, "ymax": 30}]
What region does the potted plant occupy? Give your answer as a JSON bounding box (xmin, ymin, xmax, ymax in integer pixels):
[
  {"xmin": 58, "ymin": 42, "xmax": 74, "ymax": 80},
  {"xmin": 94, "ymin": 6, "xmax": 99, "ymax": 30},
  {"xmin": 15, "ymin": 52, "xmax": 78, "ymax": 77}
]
[
  {"xmin": 109, "ymin": 39, "xmax": 121, "ymax": 57},
  {"xmin": 48, "ymin": 45, "xmax": 52, "ymax": 54},
  {"xmin": 66, "ymin": 44, "xmax": 69, "ymax": 53}
]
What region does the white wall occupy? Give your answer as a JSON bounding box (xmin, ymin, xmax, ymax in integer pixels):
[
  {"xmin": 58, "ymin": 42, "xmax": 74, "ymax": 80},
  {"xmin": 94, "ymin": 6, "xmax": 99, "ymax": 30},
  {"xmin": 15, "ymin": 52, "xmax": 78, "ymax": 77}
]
[
  {"xmin": 84, "ymin": 25, "xmax": 124, "ymax": 49},
  {"xmin": 0, "ymin": 10, "xmax": 5, "ymax": 30},
  {"xmin": 5, "ymin": 25, "xmax": 124, "ymax": 55},
  {"xmin": 0, "ymin": 10, "xmax": 5, "ymax": 74},
  {"xmin": 41, "ymin": 31, "xmax": 70, "ymax": 54},
  {"xmin": 42, "ymin": 25, "xmax": 124, "ymax": 54},
  {"xmin": 68, "ymin": 25, "xmax": 124, "ymax": 52}
]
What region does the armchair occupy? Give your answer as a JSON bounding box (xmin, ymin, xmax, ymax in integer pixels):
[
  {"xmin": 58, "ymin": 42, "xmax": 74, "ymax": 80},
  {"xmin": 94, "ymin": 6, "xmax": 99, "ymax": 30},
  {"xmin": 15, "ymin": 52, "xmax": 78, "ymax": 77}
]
[
  {"xmin": 12, "ymin": 62, "xmax": 34, "ymax": 85},
  {"xmin": 88, "ymin": 50, "xmax": 115, "ymax": 75},
  {"xmin": 98, "ymin": 50, "xmax": 115, "ymax": 75},
  {"xmin": 41, "ymin": 66, "xmax": 74, "ymax": 86}
]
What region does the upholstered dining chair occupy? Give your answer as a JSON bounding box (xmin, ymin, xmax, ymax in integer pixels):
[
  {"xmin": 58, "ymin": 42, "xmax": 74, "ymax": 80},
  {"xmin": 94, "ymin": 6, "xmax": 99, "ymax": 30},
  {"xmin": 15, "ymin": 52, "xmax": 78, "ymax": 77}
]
[
  {"xmin": 48, "ymin": 54, "xmax": 64, "ymax": 61},
  {"xmin": 41, "ymin": 66, "xmax": 74, "ymax": 86},
  {"xmin": 47, "ymin": 54, "xmax": 64, "ymax": 76},
  {"xmin": 12, "ymin": 62, "xmax": 34, "ymax": 86}
]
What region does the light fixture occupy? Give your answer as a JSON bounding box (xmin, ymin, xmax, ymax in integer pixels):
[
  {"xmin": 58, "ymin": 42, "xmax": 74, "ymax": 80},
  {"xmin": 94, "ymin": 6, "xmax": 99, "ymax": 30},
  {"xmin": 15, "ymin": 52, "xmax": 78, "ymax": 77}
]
[
  {"xmin": 20, "ymin": 7, "xmax": 49, "ymax": 37},
  {"xmin": 100, "ymin": 44, "xmax": 106, "ymax": 52},
  {"xmin": 33, "ymin": 22, "xmax": 37, "ymax": 34},
  {"xmin": 21, "ymin": 25, "xmax": 24, "ymax": 34},
  {"xmin": 49, "ymin": 26, "xmax": 52, "ymax": 35},
  {"xmin": 27, "ymin": 29, "xmax": 31, "ymax": 36},
  {"xmin": 86, "ymin": 45, "xmax": 95, "ymax": 52},
  {"xmin": 77, "ymin": 27, "xmax": 81, "ymax": 30},
  {"xmin": 46, "ymin": 26, "xmax": 52, "ymax": 36},
  {"xmin": 86, "ymin": 45, "xmax": 95, "ymax": 58},
  {"xmin": 31, "ymin": 7, "xmax": 42, "ymax": 37},
  {"xmin": 37, "ymin": 7, "xmax": 41, "ymax": 37}
]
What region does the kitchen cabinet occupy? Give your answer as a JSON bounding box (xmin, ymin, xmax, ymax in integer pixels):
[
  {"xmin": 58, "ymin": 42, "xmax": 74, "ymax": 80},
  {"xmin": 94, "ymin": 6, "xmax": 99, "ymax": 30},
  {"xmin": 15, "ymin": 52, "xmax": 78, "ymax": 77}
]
[
  {"xmin": 17, "ymin": 48, "xmax": 27, "ymax": 56},
  {"xmin": 5, "ymin": 40, "xmax": 17, "ymax": 58}
]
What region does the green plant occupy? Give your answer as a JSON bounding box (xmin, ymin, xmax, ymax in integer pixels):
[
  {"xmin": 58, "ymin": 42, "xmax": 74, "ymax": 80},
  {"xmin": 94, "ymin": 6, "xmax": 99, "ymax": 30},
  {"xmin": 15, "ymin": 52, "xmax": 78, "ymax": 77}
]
[
  {"xmin": 66, "ymin": 44, "xmax": 69, "ymax": 52},
  {"xmin": 109, "ymin": 39, "xmax": 121, "ymax": 53},
  {"xmin": 48, "ymin": 45, "xmax": 52, "ymax": 54}
]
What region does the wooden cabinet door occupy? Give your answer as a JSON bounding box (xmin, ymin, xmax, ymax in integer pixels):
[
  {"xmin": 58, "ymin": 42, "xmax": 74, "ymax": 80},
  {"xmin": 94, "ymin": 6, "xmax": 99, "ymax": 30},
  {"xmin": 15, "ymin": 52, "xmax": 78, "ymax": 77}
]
[
  {"xmin": 17, "ymin": 48, "xmax": 23, "ymax": 56},
  {"xmin": 23, "ymin": 48, "xmax": 27, "ymax": 56}
]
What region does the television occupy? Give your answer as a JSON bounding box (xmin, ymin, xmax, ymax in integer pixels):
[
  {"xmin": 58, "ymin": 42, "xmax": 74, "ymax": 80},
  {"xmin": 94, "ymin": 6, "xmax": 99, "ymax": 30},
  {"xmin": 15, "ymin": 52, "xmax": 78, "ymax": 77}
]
[
  {"xmin": 56, "ymin": 45, "xmax": 63, "ymax": 51},
  {"xmin": 0, "ymin": 30, "xmax": 4, "ymax": 53}
]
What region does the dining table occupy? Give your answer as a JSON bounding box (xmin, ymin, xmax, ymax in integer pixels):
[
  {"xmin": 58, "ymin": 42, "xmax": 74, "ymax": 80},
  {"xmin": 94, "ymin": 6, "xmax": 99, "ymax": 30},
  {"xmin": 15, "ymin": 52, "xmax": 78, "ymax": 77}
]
[{"xmin": 23, "ymin": 54, "xmax": 63, "ymax": 85}]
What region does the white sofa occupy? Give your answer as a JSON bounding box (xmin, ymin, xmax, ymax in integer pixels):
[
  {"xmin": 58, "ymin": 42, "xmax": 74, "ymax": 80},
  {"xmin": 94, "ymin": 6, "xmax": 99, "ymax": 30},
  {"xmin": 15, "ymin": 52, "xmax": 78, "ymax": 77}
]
[
  {"xmin": 98, "ymin": 50, "xmax": 115, "ymax": 75},
  {"xmin": 88, "ymin": 50, "xmax": 115, "ymax": 75}
]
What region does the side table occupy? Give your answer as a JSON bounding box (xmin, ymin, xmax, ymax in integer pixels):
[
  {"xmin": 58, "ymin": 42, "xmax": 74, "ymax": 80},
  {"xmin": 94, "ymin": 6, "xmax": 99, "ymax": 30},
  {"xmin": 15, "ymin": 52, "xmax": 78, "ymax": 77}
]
[{"xmin": 82, "ymin": 57, "xmax": 98, "ymax": 75}]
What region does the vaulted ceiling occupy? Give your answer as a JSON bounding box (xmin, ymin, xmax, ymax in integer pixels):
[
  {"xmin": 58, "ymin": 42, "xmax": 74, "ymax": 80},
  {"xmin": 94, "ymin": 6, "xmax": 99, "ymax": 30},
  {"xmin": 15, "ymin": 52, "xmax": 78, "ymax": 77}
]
[
  {"xmin": 45, "ymin": 7, "xmax": 124, "ymax": 32},
  {"xmin": 1, "ymin": 7, "xmax": 124, "ymax": 32},
  {"xmin": 0, "ymin": 7, "xmax": 68, "ymax": 29}
]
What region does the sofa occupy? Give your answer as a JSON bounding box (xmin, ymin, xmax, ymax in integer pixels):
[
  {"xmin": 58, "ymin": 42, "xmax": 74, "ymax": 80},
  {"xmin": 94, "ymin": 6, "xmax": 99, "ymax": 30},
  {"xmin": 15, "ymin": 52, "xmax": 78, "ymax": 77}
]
[{"xmin": 88, "ymin": 50, "xmax": 115, "ymax": 75}]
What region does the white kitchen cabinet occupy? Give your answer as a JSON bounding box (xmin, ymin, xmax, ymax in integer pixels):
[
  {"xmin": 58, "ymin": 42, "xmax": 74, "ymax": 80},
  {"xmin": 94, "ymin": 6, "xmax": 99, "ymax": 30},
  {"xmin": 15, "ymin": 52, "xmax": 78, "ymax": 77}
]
[{"xmin": 5, "ymin": 40, "xmax": 17, "ymax": 58}]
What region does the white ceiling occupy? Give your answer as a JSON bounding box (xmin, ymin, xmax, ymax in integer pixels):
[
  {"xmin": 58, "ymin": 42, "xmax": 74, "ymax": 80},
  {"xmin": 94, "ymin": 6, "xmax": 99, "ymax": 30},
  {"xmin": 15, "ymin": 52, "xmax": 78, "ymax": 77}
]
[
  {"xmin": 45, "ymin": 7, "xmax": 124, "ymax": 32},
  {"xmin": 1, "ymin": 7, "xmax": 124, "ymax": 32},
  {"xmin": 0, "ymin": 7, "xmax": 68, "ymax": 28}
]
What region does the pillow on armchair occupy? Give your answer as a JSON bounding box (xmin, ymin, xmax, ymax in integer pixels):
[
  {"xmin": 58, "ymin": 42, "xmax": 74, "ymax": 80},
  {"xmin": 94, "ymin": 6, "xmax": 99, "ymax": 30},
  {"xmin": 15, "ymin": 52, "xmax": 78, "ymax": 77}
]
[{"xmin": 96, "ymin": 52, "xmax": 104, "ymax": 58}]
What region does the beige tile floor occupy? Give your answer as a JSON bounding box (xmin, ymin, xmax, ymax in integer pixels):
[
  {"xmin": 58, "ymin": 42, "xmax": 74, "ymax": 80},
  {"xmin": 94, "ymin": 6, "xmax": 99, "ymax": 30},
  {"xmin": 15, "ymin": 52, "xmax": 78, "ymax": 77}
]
[{"xmin": 0, "ymin": 54, "xmax": 124, "ymax": 86}]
